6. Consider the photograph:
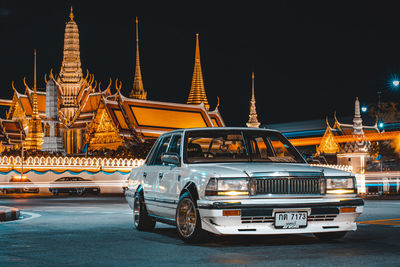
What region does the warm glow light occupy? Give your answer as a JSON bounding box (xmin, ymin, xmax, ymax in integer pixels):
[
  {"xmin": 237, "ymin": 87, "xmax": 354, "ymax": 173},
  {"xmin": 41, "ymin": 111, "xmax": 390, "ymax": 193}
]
[
  {"xmin": 217, "ymin": 191, "xmax": 249, "ymax": 196},
  {"xmin": 326, "ymin": 189, "xmax": 355, "ymax": 194},
  {"xmin": 11, "ymin": 175, "xmax": 27, "ymax": 181},
  {"xmin": 223, "ymin": 210, "xmax": 241, "ymax": 216},
  {"xmin": 340, "ymin": 207, "xmax": 356, "ymax": 213}
]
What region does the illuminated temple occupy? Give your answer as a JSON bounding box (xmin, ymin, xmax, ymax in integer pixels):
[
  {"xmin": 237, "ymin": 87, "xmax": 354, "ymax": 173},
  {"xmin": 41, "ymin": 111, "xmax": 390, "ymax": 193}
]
[{"xmin": 0, "ymin": 8, "xmax": 224, "ymax": 155}]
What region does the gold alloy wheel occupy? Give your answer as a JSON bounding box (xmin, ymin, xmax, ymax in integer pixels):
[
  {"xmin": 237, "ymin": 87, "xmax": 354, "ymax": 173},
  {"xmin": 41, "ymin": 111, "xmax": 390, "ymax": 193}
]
[
  {"xmin": 133, "ymin": 196, "xmax": 140, "ymax": 228},
  {"xmin": 177, "ymin": 198, "xmax": 197, "ymax": 238}
]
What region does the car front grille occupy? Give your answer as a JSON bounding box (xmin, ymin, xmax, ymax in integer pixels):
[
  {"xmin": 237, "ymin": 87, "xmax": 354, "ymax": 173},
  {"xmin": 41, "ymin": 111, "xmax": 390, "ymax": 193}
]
[
  {"xmin": 241, "ymin": 214, "xmax": 337, "ymax": 224},
  {"xmin": 254, "ymin": 177, "xmax": 321, "ymax": 195},
  {"xmin": 308, "ymin": 214, "xmax": 337, "ymax": 221},
  {"xmin": 241, "ymin": 216, "xmax": 274, "ymax": 224}
]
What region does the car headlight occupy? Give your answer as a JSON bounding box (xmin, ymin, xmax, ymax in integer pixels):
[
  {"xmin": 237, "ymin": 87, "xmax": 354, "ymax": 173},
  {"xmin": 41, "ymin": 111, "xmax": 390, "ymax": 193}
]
[
  {"xmin": 325, "ymin": 177, "xmax": 356, "ymax": 194},
  {"xmin": 205, "ymin": 178, "xmax": 249, "ymax": 196}
]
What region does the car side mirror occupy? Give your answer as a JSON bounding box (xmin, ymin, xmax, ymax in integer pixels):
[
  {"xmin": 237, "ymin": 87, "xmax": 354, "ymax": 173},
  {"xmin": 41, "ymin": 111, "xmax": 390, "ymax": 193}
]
[{"xmin": 161, "ymin": 153, "xmax": 180, "ymax": 166}]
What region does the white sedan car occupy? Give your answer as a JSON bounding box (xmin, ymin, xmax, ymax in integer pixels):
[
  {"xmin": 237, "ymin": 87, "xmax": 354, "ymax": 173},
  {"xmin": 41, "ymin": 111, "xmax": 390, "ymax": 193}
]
[{"xmin": 125, "ymin": 128, "xmax": 363, "ymax": 243}]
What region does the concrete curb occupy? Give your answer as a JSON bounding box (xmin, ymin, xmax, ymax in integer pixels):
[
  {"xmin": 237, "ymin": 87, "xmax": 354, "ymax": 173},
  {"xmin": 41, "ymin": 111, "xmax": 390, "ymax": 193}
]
[{"xmin": 0, "ymin": 206, "xmax": 20, "ymax": 222}]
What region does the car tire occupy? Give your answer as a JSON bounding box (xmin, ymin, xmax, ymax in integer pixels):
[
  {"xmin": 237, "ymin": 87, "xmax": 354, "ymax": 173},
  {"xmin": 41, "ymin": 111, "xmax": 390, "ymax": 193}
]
[
  {"xmin": 52, "ymin": 189, "xmax": 58, "ymax": 196},
  {"xmin": 314, "ymin": 231, "xmax": 347, "ymax": 241},
  {"xmin": 76, "ymin": 188, "xmax": 85, "ymax": 196},
  {"xmin": 175, "ymin": 192, "xmax": 207, "ymax": 243},
  {"xmin": 133, "ymin": 193, "xmax": 156, "ymax": 231}
]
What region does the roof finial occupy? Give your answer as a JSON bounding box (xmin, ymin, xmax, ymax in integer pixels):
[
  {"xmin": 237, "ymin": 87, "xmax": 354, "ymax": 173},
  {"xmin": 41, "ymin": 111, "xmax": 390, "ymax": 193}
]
[
  {"xmin": 251, "ymin": 72, "xmax": 255, "ymax": 100},
  {"xmin": 195, "ymin": 33, "xmax": 200, "ymax": 63},
  {"xmin": 69, "ymin": 6, "xmax": 74, "ymax": 21},
  {"xmin": 34, "ymin": 49, "xmax": 37, "ymax": 91}
]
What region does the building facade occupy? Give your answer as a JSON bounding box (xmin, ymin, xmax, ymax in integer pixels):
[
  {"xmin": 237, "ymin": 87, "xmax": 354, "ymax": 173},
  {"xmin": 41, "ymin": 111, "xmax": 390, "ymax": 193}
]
[{"xmin": 0, "ymin": 8, "xmax": 224, "ymax": 155}]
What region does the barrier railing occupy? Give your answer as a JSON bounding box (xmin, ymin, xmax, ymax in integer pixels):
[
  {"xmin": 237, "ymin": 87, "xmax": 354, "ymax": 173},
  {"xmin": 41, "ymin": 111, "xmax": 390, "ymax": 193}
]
[
  {"xmin": 0, "ymin": 156, "xmax": 145, "ymax": 171},
  {"xmin": 309, "ymin": 164, "xmax": 353, "ymax": 173}
]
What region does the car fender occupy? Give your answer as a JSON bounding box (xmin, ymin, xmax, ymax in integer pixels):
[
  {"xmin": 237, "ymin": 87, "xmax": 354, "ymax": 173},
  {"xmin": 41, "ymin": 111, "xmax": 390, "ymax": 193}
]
[{"xmin": 180, "ymin": 182, "xmax": 200, "ymax": 206}]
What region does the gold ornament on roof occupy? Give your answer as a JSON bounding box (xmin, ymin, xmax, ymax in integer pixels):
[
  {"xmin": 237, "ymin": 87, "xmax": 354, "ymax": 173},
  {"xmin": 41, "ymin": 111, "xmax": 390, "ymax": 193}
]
[
  {"xmin": 69, "ymin": 7, "xmax": 74, "ymax": 21},
  {"xmin": 187, "ymin": 33, "xmax": 210, "ymax": 110},
  {"xmin": 316, "ymin": 117, "xmax": 340, "ymax": 155}
]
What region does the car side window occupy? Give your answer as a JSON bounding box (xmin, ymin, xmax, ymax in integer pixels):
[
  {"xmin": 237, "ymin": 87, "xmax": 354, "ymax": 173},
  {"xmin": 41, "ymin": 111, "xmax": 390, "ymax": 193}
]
[
  {"xmin": 150, "ymin": 136, "xmax": 171, "ymax": 165},
  {"xmin": 145, "ymin": 139, "xmax": 159, "ymax": 165},
  {"xmin": 168, "ymin": 134, "xmax": 182, "ymax": 155}
]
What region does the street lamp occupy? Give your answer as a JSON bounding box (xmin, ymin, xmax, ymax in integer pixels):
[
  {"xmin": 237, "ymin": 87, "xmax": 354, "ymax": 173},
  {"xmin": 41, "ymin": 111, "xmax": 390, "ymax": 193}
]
[
  {"xmin": 393, "ymin": 80, "xmax": 400, "ymax": 87},
  {"xmin": 361, "ymin": 106, "xmax": 368, "ymax": 113},
  {"xmin": 378, "ymin": 121, "xmax": 384, "ymax": 130}
]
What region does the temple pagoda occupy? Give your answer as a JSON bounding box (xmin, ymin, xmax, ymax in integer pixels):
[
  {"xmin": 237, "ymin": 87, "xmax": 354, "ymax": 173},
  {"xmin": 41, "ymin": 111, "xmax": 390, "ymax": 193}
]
[{"xmin": 0, "ymin": 8, "xmax": 225, "ymax": 155}]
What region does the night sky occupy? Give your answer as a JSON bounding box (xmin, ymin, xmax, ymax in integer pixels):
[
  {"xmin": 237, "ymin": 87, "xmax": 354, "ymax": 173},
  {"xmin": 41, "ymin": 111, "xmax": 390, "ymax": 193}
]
[{"xmin": 1, "ymin": 1, "xmax": 400, "ymax": 126}]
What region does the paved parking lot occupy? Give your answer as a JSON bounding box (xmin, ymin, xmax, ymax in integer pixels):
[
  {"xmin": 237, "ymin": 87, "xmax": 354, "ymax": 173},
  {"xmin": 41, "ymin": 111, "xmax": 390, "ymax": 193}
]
[{"xmin": 1, "ymin": 197, "xmax": 399, "ymax": 266}]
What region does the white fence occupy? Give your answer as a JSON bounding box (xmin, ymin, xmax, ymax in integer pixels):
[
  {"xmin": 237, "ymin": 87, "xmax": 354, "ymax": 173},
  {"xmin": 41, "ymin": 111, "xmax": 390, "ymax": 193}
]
[
  {"xmin": 309, "ymin": 164, "xmax": 353, "ymax": 173},
  {"xmin": 0, "ymin": 156, "xmax": 145, "ymax": 171}
]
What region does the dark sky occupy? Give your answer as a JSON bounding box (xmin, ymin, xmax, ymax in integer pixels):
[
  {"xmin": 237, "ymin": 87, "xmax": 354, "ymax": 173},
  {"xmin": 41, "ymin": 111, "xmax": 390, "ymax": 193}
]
[{"xmin": 1, "ymin": 1, "xmax": 400, "ymax": 126}]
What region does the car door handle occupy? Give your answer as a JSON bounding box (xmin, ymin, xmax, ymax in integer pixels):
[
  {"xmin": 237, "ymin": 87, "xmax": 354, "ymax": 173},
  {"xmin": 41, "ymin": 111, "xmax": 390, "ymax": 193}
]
[
  {"xmin": 143, "ymin": 172, "xmax": 147, "ymax": 178},
  {"xmin": 159, "ymin": 172, "xmax": 163, "ymax": 179}
]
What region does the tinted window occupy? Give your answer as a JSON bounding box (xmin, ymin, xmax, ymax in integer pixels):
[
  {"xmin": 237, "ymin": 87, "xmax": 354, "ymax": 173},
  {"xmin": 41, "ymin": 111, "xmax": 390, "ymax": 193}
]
[
  {"xmin": 150, "ymin": 136, "xmax": 171, "ymax": 165},
  {"xmin": 184, "ymin": 130, "xmax": 305, "ymax": 164},
  {"xmin": 168, "ymin": 135, "xmax": 182, "ymax": 155}
]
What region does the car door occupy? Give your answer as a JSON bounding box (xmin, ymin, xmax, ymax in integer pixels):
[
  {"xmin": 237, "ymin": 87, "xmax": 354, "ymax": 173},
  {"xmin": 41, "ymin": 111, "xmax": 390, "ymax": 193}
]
[
  {"xmin": 156, "ymin": 134, "xmax": 183, "ymax": 219},
  {"xmin": 142, "ymin": 135, "xmax": 172, "ymax": 216}
]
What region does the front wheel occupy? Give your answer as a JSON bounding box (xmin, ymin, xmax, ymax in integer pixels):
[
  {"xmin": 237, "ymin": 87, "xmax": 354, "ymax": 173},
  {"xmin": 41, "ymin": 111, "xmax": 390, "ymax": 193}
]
[
  {"xmin": 314, "ymin": 231, "xmax": 347, "ymax": 241},
  {"xmin": 133, "ymin": 193, "xmax": 156, "ymax": 231},
  {"xmin": 175, "ymin": 193, "xmax": 207, "ymax": 243}
]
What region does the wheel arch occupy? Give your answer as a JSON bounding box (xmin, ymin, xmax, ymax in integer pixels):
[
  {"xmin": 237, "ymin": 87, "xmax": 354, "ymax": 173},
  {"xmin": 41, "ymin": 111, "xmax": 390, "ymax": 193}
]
[
  {"xmin": 180, "ymin": 181, "xmax": 199, "ymax": 202},
  {"xmin": 135, "ymin": 185, "xmax": 144, "ymax": 199}
]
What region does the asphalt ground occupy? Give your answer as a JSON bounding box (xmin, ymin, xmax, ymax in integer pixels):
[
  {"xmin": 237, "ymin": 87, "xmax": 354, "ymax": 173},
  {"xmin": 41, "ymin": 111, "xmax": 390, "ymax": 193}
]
[{"xmin": 1, "ymin": 197, "xmax": 400, "ymax": 266}]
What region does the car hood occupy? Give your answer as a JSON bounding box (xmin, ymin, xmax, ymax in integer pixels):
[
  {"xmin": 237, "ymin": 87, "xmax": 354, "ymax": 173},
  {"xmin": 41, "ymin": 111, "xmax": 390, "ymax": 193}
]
[{"xmin": 188, "ymin": 162, "xmax": 351, "ymax": 178}]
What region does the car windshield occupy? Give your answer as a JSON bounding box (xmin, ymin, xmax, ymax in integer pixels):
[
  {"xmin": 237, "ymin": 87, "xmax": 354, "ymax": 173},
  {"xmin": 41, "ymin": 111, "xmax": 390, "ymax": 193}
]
[{"xmin": 184, "ymin": 130, "xmax": 305, "ymax": 164}]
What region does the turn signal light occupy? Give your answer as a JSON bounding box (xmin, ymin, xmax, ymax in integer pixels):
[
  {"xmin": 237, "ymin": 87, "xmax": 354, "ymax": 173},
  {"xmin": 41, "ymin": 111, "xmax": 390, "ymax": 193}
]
[
  {"xmin": 217, "ymin": 191, "xmax": 249, "ymax": 196},
  {"xmin": 340, "ymin": 207, "xmax": 356, "ymax": 213},
  {"xmin": 326, "ymin": 189, "xmax": 355, "ymax": 194},
  {"xmin": 223, "ymin": 210, "xmax": 241, "ymax": 216}
]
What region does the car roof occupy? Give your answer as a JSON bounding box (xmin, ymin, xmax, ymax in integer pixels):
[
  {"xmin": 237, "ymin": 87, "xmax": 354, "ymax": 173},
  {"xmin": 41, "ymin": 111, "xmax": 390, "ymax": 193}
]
[{"xmin": 162, "ymin": 127, "xmax": 281, "ymax": 137}]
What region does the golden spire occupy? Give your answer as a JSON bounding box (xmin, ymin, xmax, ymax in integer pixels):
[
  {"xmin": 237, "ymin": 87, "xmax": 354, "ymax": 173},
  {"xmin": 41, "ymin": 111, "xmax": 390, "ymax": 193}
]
[
  {"xmin": 187, "ymin": 33, "xmax": 209, "ymax": 110},
  {"xmin": 69, "ymin": 6, "xmax": 74, "ymax": 21},
  {"xmin": 59, "ymin": 7, "xmax": 82, "ymax": 84},
  {"xmin": 34, "ymin": 49, "xmax": 37, "ymax": 91},
  {"xmin": 246, "ymin": 72, "xmax": 260, "ymax": 128},
  {"xmin": 25, "ymin": 49, "xmax": 44, "ymax": 150},
  {"xmin": 58, "ymin": 6, "xmax": 83, "ymax": 123},
  {"xmin": 130, "ymin": 17, "xmax": 147, "ymax": 99}
]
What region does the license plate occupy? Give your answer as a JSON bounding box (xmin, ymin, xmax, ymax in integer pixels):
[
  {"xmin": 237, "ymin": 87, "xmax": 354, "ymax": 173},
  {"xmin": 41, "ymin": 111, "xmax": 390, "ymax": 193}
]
[{"xmin": 274, "ymin": 211, "xmax": 307, "ymax": 229}]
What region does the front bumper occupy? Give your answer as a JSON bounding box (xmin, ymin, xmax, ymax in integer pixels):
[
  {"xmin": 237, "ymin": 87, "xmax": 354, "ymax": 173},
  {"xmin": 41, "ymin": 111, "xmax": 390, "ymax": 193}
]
[{"xmin": 198, "ymin": 198, "xmax": 364, "ymax": 235}]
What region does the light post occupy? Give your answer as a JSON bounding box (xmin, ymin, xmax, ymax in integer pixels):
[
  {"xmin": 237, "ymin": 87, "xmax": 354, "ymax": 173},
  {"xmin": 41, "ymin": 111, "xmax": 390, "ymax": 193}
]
[{"xmin": 20, "ymin": 130, "xmax": 24, "ymax": 180}]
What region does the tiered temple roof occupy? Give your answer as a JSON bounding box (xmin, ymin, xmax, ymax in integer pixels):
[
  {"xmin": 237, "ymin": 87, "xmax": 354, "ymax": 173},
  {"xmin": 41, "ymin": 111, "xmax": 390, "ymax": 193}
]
[{"xmin": 0, "ymin": 8, "xmax": 225, "ymax": 154}]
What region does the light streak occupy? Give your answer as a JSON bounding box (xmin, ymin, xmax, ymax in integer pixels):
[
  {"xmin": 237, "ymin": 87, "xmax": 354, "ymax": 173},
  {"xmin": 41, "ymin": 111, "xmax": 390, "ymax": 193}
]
[{"xmin": 0, "ymin": 181, "xmax": 128, "ymax": 189}]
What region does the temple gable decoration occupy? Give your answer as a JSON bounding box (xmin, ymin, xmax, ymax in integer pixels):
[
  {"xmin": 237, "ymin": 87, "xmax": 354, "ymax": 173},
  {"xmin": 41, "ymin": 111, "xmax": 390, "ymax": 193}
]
[
  {"xmin": 316, "ymin": 118, "xmax": 340, "ymax": 155},
  {"xmin": 88, "ymin": 101, "xmax": 122, "ymax": 151}
]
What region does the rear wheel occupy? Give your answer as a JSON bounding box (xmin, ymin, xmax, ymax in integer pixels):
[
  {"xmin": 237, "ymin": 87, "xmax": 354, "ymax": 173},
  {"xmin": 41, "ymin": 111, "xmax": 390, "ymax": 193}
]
[
  {"xmin": 76, "ymin": 188, "xmax": 85, "ymax": 196},
  {"xmin": 175, "ymin": 192, "xmax": 207, "ymax": 243},
  {"xmin": 133, "ymin": 193, "xmax": 156, "ymax": 231},
  {"xmin": 314, "ymin": 231, "xmax": 347, "ymax": 241}
]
